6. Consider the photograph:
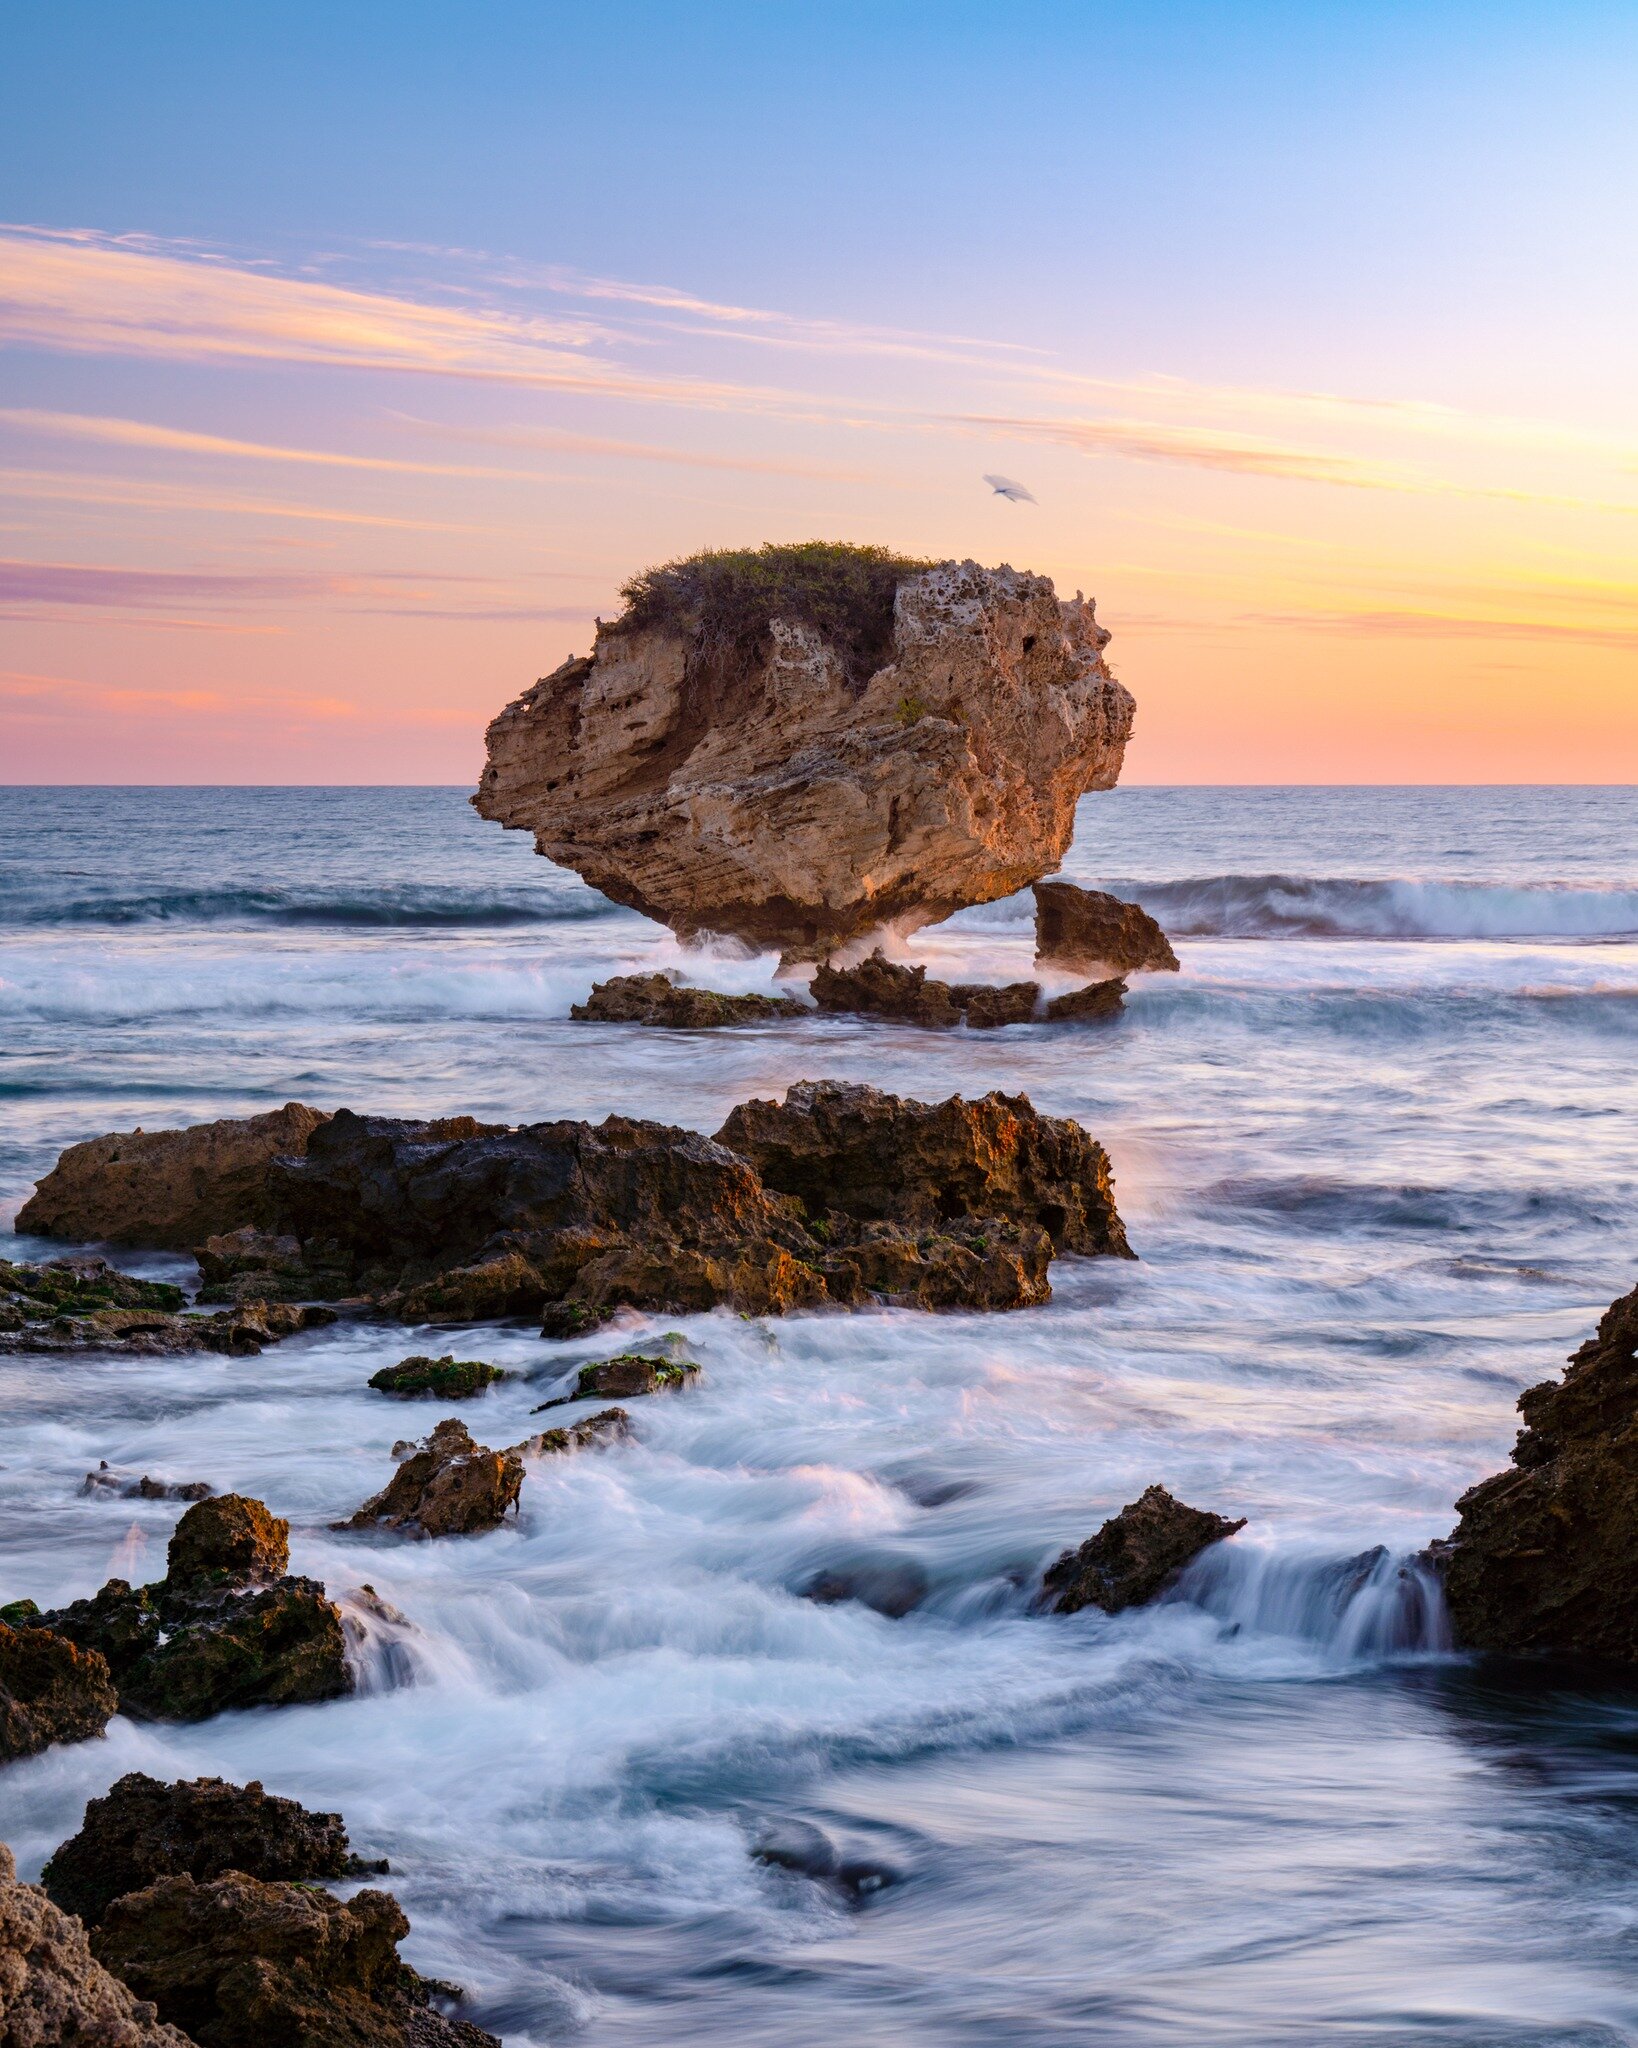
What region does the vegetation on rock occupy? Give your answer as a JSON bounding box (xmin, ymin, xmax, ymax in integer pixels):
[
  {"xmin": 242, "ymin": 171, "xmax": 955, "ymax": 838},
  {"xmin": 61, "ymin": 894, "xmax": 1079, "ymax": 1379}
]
[{"xmin": 367, "ymin": 1355, "xmax": 507, "ymax": 1399}]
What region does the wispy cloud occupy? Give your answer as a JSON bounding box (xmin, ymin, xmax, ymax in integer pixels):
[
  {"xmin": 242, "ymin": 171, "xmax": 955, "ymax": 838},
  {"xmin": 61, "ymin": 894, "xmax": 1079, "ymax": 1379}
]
[
  {"xmin": 0, "ymin": 669, "xmax": 356, "ymax": 717},
  {"xmin": 0, "ymin": 466, "xmax": 487, "ymax": 532},
  {"xmin": 0, "ymin": 559, "xmax": 480, "ymax": 608},
  {"xmin": 1245, "ymin": 607, "xmax": 1638, "ymax": 651}
]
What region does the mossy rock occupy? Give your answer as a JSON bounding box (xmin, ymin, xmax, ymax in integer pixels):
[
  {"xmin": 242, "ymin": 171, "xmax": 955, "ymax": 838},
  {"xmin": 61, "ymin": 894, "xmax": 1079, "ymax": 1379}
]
[
  {"xmin": 367, "ymin": 1354, "xmax": 508, "ymax": 1399},
  {"xmin": 0, "ymin": 1256, "xmax": 186, "ymax": 1322}
]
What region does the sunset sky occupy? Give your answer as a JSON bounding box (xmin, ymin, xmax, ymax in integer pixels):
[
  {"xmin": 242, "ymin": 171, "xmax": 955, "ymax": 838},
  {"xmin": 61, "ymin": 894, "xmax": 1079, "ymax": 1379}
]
[{"xmin": 3, "ymin": 1, "xmax": 1635, "ymax": 784}]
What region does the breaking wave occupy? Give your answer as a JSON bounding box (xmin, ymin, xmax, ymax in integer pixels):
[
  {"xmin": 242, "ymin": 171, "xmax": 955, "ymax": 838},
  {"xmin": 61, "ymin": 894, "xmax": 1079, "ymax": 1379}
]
[
  {"xmin": 3, "ymin": 884, "xmax": 622, "ymax": 929},
  {"xmin": 1077, "ymin": 875, "xmax": 1638, "ymax": 941}
]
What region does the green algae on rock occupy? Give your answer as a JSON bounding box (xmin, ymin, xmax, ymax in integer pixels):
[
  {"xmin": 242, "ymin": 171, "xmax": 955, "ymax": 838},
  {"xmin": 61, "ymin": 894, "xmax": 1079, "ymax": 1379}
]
[{"xmin": 367, "ymin": 1354, "xmax": 508, "ymax": 1399}]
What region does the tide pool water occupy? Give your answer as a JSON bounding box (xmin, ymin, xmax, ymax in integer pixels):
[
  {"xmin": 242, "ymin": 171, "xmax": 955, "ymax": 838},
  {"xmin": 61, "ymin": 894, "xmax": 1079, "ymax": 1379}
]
[{"xmin": 1, "ymin": 785, "xmax": 1636, "ymax": 2046}]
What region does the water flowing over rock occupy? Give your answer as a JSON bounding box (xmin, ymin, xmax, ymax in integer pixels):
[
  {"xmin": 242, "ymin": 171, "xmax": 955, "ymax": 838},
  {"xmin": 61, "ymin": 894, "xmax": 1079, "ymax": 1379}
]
[
  {"xmin": 91, "ymin": 1871, "xmax": 499, "ymax": 2048},
  {"xmin": 474, "ymin": 553, "xmax": 1133, "ymax": 958},
  {"xmin": 1435, "ymin": 1281, "xmax": 1638, "ymax": 1662},
  {"xmin": 571, "ymin": 973, "xmax": 807, "ymax": 1027},
  {"xmin": 534, "ymin": 1351, "xmax": 698, "ymax": 1408},
  {"xmin": 0, "ymin": 1842, "xmax": 194, "ymax": 2047},
  {"xmin": 16, "ymin": 1103, "xmax": 330, "ymax": 1249},
  {"xmin": 41, "ymin": 1774, "xmax": 375, "ymax": 1930},
  {"xmin": 1044, "ymin": 1486, "xmax": 1247, "ymax": 1614},
  {"xmin": 337, "ymin": 1419, "xmax": 524, "ymax": 1538},
  {"xmin": 0, "ymin": 1617, "xmax": 119, "ymax": 1764},
  {"xmin": 1033, "ymin": 882, "xmax": 1180, "ymax": 976}
]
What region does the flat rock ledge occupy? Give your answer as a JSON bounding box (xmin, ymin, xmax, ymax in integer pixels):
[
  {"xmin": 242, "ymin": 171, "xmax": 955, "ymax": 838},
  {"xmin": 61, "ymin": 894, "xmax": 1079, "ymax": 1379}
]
[
  {"xmin": 1432, "ymin": 1279, "xmax": 1638, "ymax": 1662},
  {"xmin": 0, "ymin": 1255, "xmax": 334, "ymax": 1356},
  {"xmin": 1043, "ymin": 1485, "xmax": 1247, "ymax": 1614},
  {"xmin": 18, "ymin": 1080, "xmax": 1133, "ymax": 1328}
]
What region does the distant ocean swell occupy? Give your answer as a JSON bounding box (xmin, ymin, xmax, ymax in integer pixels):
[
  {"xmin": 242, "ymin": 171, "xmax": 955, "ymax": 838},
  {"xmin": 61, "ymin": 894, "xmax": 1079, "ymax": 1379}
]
[{"xmin": 0, "ymin": 885, "xmax": 622, "ymax": 929}]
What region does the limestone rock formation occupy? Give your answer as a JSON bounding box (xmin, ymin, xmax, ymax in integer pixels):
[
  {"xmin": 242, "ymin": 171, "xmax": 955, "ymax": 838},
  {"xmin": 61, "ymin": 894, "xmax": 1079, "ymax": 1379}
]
[
  {"xmin": 1435, "ymin": 1282, "xmax": 1638, "ymax": 1662},
  {"xmin": 33, "ymin": 1495, "xmax": 351, "ymax": 1721},
  {"xmin": 91, "ymin": 1871, "xmax": 498, "ymax": 2048},
  {"xmin": 474, "ymin": 549, "xmax": 1134, "ymax": 957},
  {"xmin": 41, "ymin": 1775, "xmax": 377, "ymax": 1930},
  {"xmin": 1042, "ymin": 976, "xmax": 1128, "ymax": 1022},
  {"xmin": 338, "ymin": 1420, "xmax": 523, "ymax": 1539},
  {"xmin": 1043, "ymin": 1486, "xmax": 1246, "ymax": 1614},
  {"xmin": 1033, "ymin": 882, "xmax": 1179, "ymax": 976},
  {"xmin": 0, "ymin": 1843, "xmax": 194, "ymax": 2047},
  {"xmin": 0, "ymin": 1617, "xmax": 119, "ymax": 1764},
  {"xmin": 17, "ymin": 1103, "xmax": 329, "ymax": 1248},
  {"xmin": 571, "ymin": 973, "xmax": 806, "ymax": 1027}
]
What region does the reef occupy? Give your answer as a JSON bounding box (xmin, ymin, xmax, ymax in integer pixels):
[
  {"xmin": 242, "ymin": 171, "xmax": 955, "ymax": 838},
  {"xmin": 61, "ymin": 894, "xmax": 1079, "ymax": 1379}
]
[
  {"xmin": 572, "ymin": 973, "xmax": 807, "ymax": 1027},
  {"xmin": 1032, "ymin": 882, "xmax": 1179, "ymax": 976},
  {"xmin": 1434, "ymin": 1281, "xmax": 1638, "ymax": 1663},
  {"xmin": 1043, "ymin": 1485, "xmax": 1247, "ymax": 1614},
  {"xmin": 474, "ymin": 548, "xmax": 1133, "ymax": 958}
]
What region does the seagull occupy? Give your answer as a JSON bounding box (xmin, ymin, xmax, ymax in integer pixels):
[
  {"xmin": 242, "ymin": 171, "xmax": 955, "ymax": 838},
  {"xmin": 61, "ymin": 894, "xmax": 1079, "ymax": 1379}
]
[{"xmin": 983, "ymin": 473, "xmax": 1036, "ymax": 504}]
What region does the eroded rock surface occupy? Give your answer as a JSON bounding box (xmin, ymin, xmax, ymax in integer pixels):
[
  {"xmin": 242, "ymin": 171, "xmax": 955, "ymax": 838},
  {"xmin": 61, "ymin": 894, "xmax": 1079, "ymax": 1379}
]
[
  {"xmin": 0, "ymin": 1256, "xmax": 335, "ymax": 1356},
  {"xmin": 1033, "ymin": 882, "xmax": 1179, "ymax": 976},
  {"xmin": 33, "ymin": 1496, "xmax": 350, "ymax": 1721},
  {"xmin": 572, "ymin": 973, "xmax": 806, "ymax": 1027},
  {"xmin": 1435, "ymin": 1282, "xmax": 1638, "ymax": 1662},
  {"xmin": 1043, "ymin": 1486, "xmax": 1246, "ymax": 1614},
  {"xmin": 810, "ymin": 952, "xmax": 1127, "ymax": 1029},
  {"xmin": 510, "ymin": 1408, "xmax": 631, "ymax": 1459},
  {"xmin": 41, "ymin": 1774, "xmax": 374, "ymax": 1929},
  {"xmin": 338, "ymin": 1420, "xmax": 523, "ymax": 1539},
  {"xmin": 367, "ymin": 1355, "xmax": 507, "ymax": 1400},
  {"xmin": 475, "ymin": 554, "xmax": 1133, "ymax": 958},
  {"xmin": 534, "ymin": 1352, "xmax": 698, "ymax": 1409},
  {"xmin": 17, "ymin": 1104, "xmax": 329, "ymax": 1249},
  {"xmin": 0, "ymin": 1618, "xmax": 118, "ymax": 1764},
  {"xmin": 91, "ymin": 1872, "xmax": 498, "ymax": 2048},
  {"xmin": 0, "ymin": 1842, "xmax": 193, "ymax": 2047}
]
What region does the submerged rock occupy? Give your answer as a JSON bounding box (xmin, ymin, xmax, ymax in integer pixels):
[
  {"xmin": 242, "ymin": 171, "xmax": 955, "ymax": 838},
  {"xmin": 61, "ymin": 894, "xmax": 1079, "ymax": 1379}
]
[
  {"xmin": 41, "ymin": 1774, "xmax": 378, "ymax": 1929},
  {"xmin": 91, "ymin": 1870, "xmax": 499, "ymax": 2048},
  {"xmin": 799, "ymin": 1549, "xmax": 930, "ymax": 1618},
  {"xmin": 34, "ymin": 1495, "xmax": 351, "ymax": 1722},
  {"xmin": 16, "ymin": 1102, "xmax": 330, "ymax": 1249},
  {"xmin": 82, "ymin": 1464, "xmax": 214, "ymax": 1503},
  {"xmin": 533, "ymin": 1351, "xmax": 698, "ymax": 1408},
  {"xmin": 571, "ymin": 972, "xmax": 807, "ymax": 1027},
  {"xmin": 1033, "ymin": 881, "xmax": 1179, "ymax": 976},
  {"xmin": 338, "ymin": 1420, "xmax": 523, "ymax": 1539},
  {"xmin": 367, "ymin": 1355, "xmax": 508, "ymax": 1399},
  {"xmin": 1434, "ymin": 1282, "xmax": 1638, "ymax": 1662},
  {"xmin": 474, "ymin": 550, "xmax": 1133, "ymax": 959},
  {"xmin": 508, "ymin": 1407, "xmax": 632, "ymax": 1459},
  {"xmin": 0, "ymin": 1841, "xmax": 193, "ymax": 2046},
  {"xmin": 1044, "ymin": 1486, "xmax": 1247, "ymax": 1614},
  {"xmin": 0, "ymin": 1617, "xmax": 119, "ymax": 1764}
]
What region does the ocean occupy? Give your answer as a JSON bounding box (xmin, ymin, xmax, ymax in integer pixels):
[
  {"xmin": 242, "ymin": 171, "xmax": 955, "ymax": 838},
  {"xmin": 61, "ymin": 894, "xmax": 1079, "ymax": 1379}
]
[{"xmin": 2, "ymin": 783, "xmax": 1636, "ymax": 2046}]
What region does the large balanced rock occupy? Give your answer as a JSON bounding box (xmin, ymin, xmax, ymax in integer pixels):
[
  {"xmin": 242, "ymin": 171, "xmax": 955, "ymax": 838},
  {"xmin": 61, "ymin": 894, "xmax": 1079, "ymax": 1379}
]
[
  {"xmin": 1043, "ymin": 1486, "xmax": 1246, "ymax": 1614},
  {"xmin": 338, "ymin": 1420, "xmax": 523, "ymax": 1539},
  {"xmin": 34, "ymin": 1496, "xmax": 351, "ymax": 1721},
  {"xmin": 474, "ymin": 547, "xmax": 1134, "ymax": 958},
  {"xmin": 571, "ymin": 973, "xmax": 806, "ymax": 1027},
  {"xmin": 0, "ymin": 1617, "xmax": 119, "ymax": 1764},
  {"xmin": 1435, "ymin": 1282, "xmax": 1638, "ymax": 1662},
  {"xmin": 0, "ymin": 1842, "xmax": 193, "ymax": 2046},
  {"xmin": 41, "ymin": 1774, "xmax": 375, "ymax": 1929},
  {"xmin": 1033, "ymin": 882, "xmax": 1179, "ymax": 976},
  {"xmin": 17, "ymin": 1103, "xmax": 329, "ymax": 1249},
  {"xmin": 92, "ymin": 1871, "xmax": 498, "ymax": 2048}
]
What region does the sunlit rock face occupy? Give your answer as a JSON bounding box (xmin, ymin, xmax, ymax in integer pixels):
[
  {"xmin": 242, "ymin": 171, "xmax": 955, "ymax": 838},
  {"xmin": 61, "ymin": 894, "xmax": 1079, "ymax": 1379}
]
[{"xmin": 474, "ymin": 559, "xmax": 1134, "ymax": 959}]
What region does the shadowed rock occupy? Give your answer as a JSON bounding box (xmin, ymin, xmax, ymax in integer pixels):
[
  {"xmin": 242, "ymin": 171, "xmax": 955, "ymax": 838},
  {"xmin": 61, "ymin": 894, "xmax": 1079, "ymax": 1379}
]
[
  {"xmin": 810, "ymin": 952, "xmax": 1045, "ymax": 1029},
  {"xmin": 82, "ymin": 1465, "xmax": 214, "ymax": 1503},
  {"xmin": 367, "ymin": 1355, "xmax": 507, "ymax": 1399},
  {"xmin": 17, "ymin": 1103, "xmax": 330, "ymax": 1249},
  {"xmin": 533, "ymin": 1352, "xmax": 698, "ymax": 1409},
  {"xmin": 1044, "ymin": 1486, "xmax": 1247, "ymax": 1614},
  {"xmin": 91, "ymin": 1871, "xmax": 499, "ymax": 2048},
  {"xmin": 1033, "ymin": 882, "xmax": 1179, "ymax": 976},
  {"xmin": 1433, "ymin": 1281, "xmax": 1638, "ymax": 1662},
  {"xmin": 0, "ymin": 1255, "xmax": 335, "ymax": 1357},
  {"xmin": 508, "ymin": 1408, "xmax": 631, "ymax": 1459},
  {"xmin": 41, "ymin": 1774, "xmax": 380, "ymax": 1929},
  {"xmin": 0, "ymin": 1618, "xmax": 118, "ymax": 1764},
  {"xmin": 1042, "ymin": 977, "xmax": 1128, "ymax": 1023},
  {"xmin": 338, "ymin": 1420, "xmax": 523, "ymax": 1538},
  {"xmin": 572, "ymin": 973, "xmax": 806, "ymax": 1027},
  {"xmin": 0, "ymin": 1842, "xmax": 193, "ymax": 2045}
]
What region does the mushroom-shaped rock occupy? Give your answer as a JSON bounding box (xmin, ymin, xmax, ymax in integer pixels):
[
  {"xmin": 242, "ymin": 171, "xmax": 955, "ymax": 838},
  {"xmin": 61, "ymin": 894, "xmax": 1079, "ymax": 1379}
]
[
  {"xmin": 0, "ymin": 1618, "xmax": 119, "ymax": 1764},
  {"xmin": 339, "ymin": 1420, "xmax": 523, "ymax": 1538},
  {"xmin": 1033, "ymin": 882, "xmax": 1179, "ymax": 976},
  {"xmin": 41, "ymin": 1773, "xmax": 374, "ymax": 1929},
  {"xmin": 1044, "ymin": 1486, "xmax": 1246, "ymax": 1614},
  {"xmin": 1434, "ymin": 1281, "xmax": 1638, "ymax": 1661},
  {"xmin": 0, "ymin": 1842, "xmax": 194, "ymax": 2046},
  {"xmin": 475, "ymin": 550, "xmax": 1133, "ymax": 958}
]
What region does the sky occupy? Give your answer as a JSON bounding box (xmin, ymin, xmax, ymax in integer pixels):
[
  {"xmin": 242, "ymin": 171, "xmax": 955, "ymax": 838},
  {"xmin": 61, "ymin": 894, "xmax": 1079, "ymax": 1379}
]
[{"xmin": 2, "ymin": 0, "xmax": 1636, "ymax": 784}]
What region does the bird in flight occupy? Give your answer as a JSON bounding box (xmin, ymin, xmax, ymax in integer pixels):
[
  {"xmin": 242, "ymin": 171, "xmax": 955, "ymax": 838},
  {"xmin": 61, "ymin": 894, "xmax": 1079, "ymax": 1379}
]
[{"xmin": 983, "ymin": 474, "xmax": 1036, "ymax": 504}]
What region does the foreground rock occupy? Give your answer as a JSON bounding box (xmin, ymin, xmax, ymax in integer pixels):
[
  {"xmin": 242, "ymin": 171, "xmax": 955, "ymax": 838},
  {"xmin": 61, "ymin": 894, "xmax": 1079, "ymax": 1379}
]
[
  {"xmin": 0, "ymin": 1842, "xmax": 193, "ymax": 2046},
  {"xmin": 475, "ymin": 547, "xmax": 1133, "ymax": 958},
  {"xmin": 41, "ymin": 1774, "xmax": 379, "ymax": 1929},
  {"xmin": 338, "ymin": 1420, "xmax": 523, "ymax": 1538},
  {"xmin": 17, "ymin": 1103, "xmax": 329, "ymax": 1248},
  {"xmin": 92, "ymin": 1871, "xmax": 498, "ymax": 2048},
  {"xmin": 535, "ymin": 1351, "xmax": 698, "ymax": 1409},
  {"xmin": 0, "ymin": 1255, "xmax": 335, "ymax": 1356},
  {"xmin": 0, "ymin": 1617, "xmax": 118, "ymax": 1763},
  {"xmin": 572, "ymin": 973, "xmax": 806, "ymax": 1027},
  {"xmin": 367, "ymin": 1355, "xmax": 508, "ymax": 1399},
  {"xmin": 1434, "ymin": 1282, "xmax": 1638, "ymax": 1662},
  {"xmin": 1033, "ymin": 882, "xmax": 1179, "ymax": 976},
  {"xmin": 34, "ymin": 1496, "xmax": 351, "ymax": 1721},
  {"xmin": 1043, "ymin": 1486, "xmax": 1246, "ymax": 1614}
]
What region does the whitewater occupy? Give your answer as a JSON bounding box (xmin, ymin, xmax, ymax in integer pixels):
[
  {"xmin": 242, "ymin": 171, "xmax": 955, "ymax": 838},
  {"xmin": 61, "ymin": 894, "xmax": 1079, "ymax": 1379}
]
[{"xmin": 2, "ymin": 784, "xmax": 1637, "ymax": 2046}]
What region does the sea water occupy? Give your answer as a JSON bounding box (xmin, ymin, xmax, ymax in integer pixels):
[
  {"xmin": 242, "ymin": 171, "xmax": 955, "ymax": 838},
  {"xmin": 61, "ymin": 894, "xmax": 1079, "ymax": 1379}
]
[{"xmin": 1, "ymin": 784, "xmax": 1636, "ymax": 2046}]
